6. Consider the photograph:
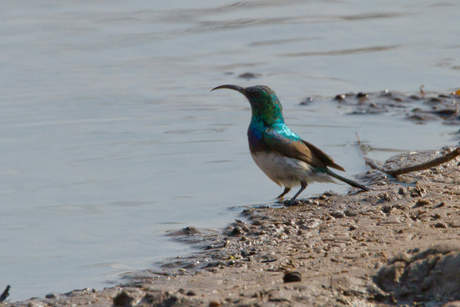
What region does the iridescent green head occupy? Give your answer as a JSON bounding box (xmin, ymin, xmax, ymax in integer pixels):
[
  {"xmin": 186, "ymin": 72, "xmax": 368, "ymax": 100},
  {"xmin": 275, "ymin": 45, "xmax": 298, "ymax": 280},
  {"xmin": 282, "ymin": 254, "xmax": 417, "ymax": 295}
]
[{"xmin": 211, "ymin": 84, "xmax": 284, "ymax": 125}]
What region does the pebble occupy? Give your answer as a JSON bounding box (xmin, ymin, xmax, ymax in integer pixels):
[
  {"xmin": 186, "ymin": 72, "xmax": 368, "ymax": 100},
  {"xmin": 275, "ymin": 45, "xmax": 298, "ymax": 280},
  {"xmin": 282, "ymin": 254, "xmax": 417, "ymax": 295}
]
[
  {"xmin": 390, "ymin": 252, "xmax": 411, "ymax": 263},
  {"xmin": 331, "ymin": 211, "xmax": 346, "ymax": 218},
  {"xmin": 413, "ymin": 199, "xmax": 431, "ymax": 208},
  {"xmin": 380, "ymin": 216, "xmax": 401, "ymax": 225},
  {"xmin": 231, "ymin": 226, "xmax": 244, "ymax": 236},
  {"xmin": 434, "ymin": 222, "xmax": 448, "ymax": 228},
  {"xmin": 183, "ymin": 226, "xmax": 199, "ymax": 235},
  {"xmin": 45, "ymin": 293, "xmax": 58, "ymax": 299},
  {"xmin": 344, "ymin": 210, "xmax": 358, "ymax": 217},
  {"xmin": 113, "ymin": 291, "xmax": 134, "ymax": 307},
  {"xmin": 301, "ymin": 218, "xmax": 322, "ymax": 229},
  {"xmin": 283, "ymin": 271, "xmax": 301, "ymax": 283}
]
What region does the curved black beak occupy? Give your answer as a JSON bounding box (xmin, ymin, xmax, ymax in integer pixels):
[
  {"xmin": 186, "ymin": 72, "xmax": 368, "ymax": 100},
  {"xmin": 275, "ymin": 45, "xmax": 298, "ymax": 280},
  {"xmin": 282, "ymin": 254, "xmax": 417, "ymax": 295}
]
[{"xmin": 211, "ymin": 84, "xmax": 246, "ymax": 93}]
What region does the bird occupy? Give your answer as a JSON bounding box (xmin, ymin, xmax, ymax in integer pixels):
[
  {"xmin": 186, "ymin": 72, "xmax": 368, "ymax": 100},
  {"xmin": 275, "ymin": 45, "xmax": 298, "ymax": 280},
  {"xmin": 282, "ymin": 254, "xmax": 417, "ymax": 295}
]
[{"xmin": 211, "ymin": 84, "xmax": 369, "ymax": 205}]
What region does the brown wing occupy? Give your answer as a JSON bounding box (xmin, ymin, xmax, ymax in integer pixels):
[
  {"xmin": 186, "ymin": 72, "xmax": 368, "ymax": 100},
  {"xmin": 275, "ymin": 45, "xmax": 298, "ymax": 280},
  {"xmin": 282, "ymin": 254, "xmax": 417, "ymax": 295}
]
[
  {"xmin": 261, "ymin": 128, "xmax": 345, "ymax": 171},
  {"xmin": 302, "ymin": 140, "xmax": 345, "ymax": 171}
]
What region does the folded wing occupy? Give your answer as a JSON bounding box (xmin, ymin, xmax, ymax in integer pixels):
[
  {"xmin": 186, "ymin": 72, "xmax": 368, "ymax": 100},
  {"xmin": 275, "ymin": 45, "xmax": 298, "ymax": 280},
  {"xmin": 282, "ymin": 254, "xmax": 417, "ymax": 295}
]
[{"xmin": 262, "ymin": 127, "xmax": 346, "ymax": 172}]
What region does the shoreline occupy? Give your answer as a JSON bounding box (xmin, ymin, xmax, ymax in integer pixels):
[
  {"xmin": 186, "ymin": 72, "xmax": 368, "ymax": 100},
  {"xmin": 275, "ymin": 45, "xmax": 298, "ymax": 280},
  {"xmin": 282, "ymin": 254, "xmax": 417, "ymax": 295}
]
[{"xmin": 6, "ymin": 147, "xmax": 460, "ymax": 306}]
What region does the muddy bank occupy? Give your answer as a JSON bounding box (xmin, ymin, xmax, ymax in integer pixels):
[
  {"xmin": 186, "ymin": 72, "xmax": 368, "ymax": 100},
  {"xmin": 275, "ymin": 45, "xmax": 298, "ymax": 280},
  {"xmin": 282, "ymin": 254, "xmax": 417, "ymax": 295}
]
[
  {"xmin": 4, "ymin": 89, "xmax": 460, "ymax": 307},
  {"xmin": 4, "ymin": 146, "xmax": 460, "ymax": 307},
  {"xmin": 307, "ymin": 88, "xmax": 460, "ymax": 125}
]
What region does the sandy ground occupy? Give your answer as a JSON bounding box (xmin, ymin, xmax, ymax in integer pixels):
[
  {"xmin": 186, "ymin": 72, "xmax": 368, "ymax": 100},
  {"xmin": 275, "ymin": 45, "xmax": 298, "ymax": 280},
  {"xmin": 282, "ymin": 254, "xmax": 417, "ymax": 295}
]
[
  {"xmin": 5, "ymin": 150, "xmax": 460, "ymax": 307},
  {"xmin": 4, "ymin": 91, "xmax": 460, "ymax": 307}
]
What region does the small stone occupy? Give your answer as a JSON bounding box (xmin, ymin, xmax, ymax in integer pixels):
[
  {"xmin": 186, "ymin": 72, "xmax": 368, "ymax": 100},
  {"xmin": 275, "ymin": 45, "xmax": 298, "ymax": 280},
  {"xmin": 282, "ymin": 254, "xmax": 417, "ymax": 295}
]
[
  {"xmin": 331, "ymin": 257, "xmax": 341, "ymax": 262},
  {"xmin": 209, "ymin": 300, "xmax": 221, "ymax": 306},
  {"xmin": 428, "ymin": 97, "xmax": 442, "ymax": 104},
  {"xmin": 344, "ymin": 210, "xmax": 358, "ymax": 217},
  {"xmin": 435, "ymin": 202, "xmax": 445, "ymax": 208},
  {"xmin": 183, "ymin": 226, "xmax": 199, "ymax": 235},
  {"xmin": 413, "ymin": 199, "xmax": 431, "ymax": 208},
  {"xmin": 45, "ymin": 293, "xmax": 58, "ymax": 299},
  {"xmin": 380, "ymin": 216, "xmax": 401, "ymax": 225},
  {"xmin": 283, "ymin": 271, "xmax": 301, "ymax": 283},
  {"xmin": 331, "ymin": 211, "xmax": 346, "ymax": 218},
  {"xmin": 301, "ymin": 218, "xmax": 322, "ymax": 229},
  {"xmin": 231, "ymin": 226, "xmax": 243, "ymax": 236},
  {"xmin": 300, "ymin": 97, "xmax": 314, "ymax": 105},
  {"xmin": 434, "ymin": 222, "xmax": 448, "ymax": 228},
  {"xmin": 390, "ymin": 252, "xmax": 411, "ymax": 263},
  {"xmin": 186, "ymin": 290, "xmax": 196, "ymax": 296},
  {"xmin": 113, "ymin": 291, "xmax": 134, "ymax": 307}
]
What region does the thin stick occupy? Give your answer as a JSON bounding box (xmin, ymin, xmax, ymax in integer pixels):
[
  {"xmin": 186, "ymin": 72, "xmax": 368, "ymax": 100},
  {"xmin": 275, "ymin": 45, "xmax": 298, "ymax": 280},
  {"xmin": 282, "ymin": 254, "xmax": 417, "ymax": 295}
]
[
  {"xmin": 355, "ymin": 132, "xmax": 361, "ymax": 145},
  {"xmin": 366, "ymin": 148, "xmax": 460, "ymax": 177},
  {"xmin": 364, "ymin": 158, "xmax": 384, "ymax": 171}
]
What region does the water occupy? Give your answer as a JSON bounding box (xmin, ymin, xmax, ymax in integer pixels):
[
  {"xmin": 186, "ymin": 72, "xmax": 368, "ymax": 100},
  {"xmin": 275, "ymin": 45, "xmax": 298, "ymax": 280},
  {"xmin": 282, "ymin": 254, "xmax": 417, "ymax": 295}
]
[{"xmin": 1, "ymin": 0, "xmax": 459, "ymax": 301}]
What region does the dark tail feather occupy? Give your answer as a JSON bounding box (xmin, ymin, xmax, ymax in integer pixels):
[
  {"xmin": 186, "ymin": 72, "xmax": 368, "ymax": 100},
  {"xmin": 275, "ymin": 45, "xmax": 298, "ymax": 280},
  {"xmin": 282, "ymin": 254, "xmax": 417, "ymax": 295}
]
[{"xmin": 326, "ymin": 169, "xmax": 369, "ymax": 191}]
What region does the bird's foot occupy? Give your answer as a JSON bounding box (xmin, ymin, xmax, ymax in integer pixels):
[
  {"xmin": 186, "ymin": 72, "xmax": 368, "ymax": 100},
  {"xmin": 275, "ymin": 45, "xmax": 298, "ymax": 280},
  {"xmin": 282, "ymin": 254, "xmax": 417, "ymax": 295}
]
[
  {"xmin": 348, "ymin": 187, "xmax": 371, "ymax": 195},
  {"xmin": 285, "ymin": 199, "xmax": 299, "ymax": 207}
]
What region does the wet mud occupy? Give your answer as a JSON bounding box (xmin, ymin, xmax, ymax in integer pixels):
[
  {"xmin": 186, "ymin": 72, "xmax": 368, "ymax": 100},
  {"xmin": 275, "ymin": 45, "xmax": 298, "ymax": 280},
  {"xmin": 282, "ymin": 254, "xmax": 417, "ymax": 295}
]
[
  {"xmin": 330, "ymin": 89, "xmax": 460, "ymax": 125},
  {"xmin": 5, "ymin": 91, "xmax": 460, "ymax": 307}
]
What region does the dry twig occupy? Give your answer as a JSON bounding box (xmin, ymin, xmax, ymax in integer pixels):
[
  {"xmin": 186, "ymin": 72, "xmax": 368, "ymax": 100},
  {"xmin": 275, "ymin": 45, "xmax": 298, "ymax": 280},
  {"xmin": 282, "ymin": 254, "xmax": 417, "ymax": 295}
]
[{"xmin": 365, "ymin": 148, "xmax": 460, "ymax": 177}]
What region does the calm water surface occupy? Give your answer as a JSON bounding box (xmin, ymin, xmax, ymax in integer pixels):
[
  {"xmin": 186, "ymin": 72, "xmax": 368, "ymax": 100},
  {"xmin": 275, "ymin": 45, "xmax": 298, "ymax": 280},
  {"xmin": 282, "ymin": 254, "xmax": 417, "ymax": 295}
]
[{"xmin": 1, "ymin": 0, "xmax": 459, "ymax": 301}]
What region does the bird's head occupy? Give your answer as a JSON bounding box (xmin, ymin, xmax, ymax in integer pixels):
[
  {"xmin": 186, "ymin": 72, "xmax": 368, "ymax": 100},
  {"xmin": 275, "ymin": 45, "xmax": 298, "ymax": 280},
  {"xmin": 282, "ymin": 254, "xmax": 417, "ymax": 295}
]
[{"xmin": 211, "ymin": 84, "xmax": 284, "ymax": 124}]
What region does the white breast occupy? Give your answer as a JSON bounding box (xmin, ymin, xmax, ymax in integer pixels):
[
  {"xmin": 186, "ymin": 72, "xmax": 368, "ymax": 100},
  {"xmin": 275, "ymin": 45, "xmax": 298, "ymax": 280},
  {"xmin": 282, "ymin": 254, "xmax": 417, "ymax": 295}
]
[{"xmin": 251, "ymin": 152, "xmax": 334, "ymax": 188}]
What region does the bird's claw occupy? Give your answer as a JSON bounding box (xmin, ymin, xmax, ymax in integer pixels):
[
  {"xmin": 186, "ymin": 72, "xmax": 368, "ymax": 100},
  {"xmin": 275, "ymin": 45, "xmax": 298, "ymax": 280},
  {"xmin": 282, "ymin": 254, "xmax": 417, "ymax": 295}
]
[{"xmin": 285, "ymin": 200, "xmax": 298, "ymax": 206}]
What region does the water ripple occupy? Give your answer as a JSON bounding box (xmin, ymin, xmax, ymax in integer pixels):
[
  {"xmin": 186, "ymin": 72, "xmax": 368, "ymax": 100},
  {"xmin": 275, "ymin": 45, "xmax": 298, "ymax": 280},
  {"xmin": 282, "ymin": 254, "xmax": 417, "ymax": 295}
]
[{"xmin": 281, "ymin": 45, "xmax": 401, "ymax": 57}]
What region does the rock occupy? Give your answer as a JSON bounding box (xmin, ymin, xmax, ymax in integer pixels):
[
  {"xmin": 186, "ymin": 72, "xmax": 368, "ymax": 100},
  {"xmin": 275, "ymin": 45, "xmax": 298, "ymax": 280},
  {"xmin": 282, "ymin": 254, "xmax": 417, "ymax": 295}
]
[
  {"xmin": 375, "ymin": 244, "xmax": 460, "ymax": 302},
  {"xmin": 434, "ymin": 222, "xmax": 448, "ymax": 228},
  {"xmin": 331, "ymin": 211, "xmax": 346, "ymax": 218},
  {"xmin": 389, "ymin": 252, "xmax": 411, "ymax": 264},
  {"xmin": 183, "ymin": 226, "xmax": 199, "ymax": 235},
  {"xmin": 113, "ymin": 291, "xmax": 135, "ymax": 307},
  {"xmin": 268, "ymin": 289, "xmax": 292, "ymax": 302},
  {"xmin": 344, "ymin": 209, "xmax": 358, "ymax": 217},
  {"xmin": 413, "ymin": 199, "xmax": 431, "ymax": 208},
  {"xmin": 301, "ymin": 218, "xmax": 322, "ymax": 229},
  {"xmin": 45, "ymin": 293, "xmax": 58, "ymax": 299},
  {"xmin": 283, "ymin": 271, "xmax": 301, "ymax": 283}
]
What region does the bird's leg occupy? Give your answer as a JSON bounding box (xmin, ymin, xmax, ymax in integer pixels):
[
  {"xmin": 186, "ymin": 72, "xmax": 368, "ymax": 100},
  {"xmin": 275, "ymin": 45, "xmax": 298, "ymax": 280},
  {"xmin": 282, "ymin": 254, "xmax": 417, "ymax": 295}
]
[
  {"xmin": 276, "ymin": 187, "xmax": 291, "ymax": 199},
  {"xmin": 288, "ymin": 180, "xmax": 307, "ymax": 205}
]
